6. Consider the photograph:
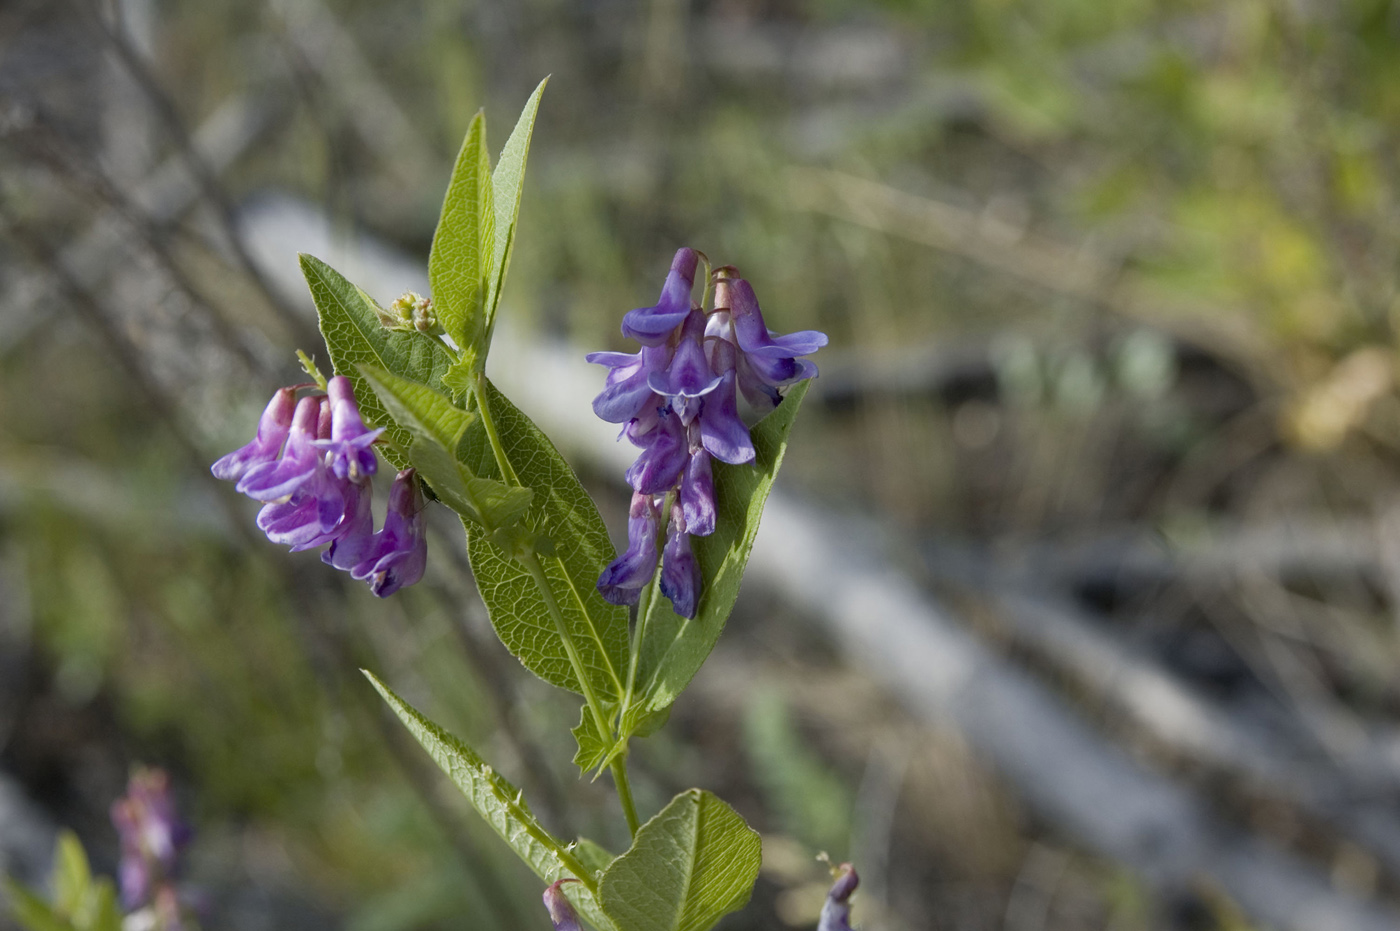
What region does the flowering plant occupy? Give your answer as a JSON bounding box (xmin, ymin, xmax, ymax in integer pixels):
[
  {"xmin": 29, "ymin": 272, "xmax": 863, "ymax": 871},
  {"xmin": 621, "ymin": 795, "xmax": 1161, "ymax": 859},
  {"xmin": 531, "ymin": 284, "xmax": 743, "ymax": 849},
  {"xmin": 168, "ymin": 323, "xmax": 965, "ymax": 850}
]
[{"xmin": 5, "ymin": 81, "xmax": 847, "ymax": 931}]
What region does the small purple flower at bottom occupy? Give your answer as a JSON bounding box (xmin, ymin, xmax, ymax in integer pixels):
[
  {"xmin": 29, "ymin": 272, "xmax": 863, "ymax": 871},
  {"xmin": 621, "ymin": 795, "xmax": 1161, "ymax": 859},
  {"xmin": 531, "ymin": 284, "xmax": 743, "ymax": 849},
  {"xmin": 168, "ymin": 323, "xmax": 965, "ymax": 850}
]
[
  {"xmin": 597, "ymin": 492, "xmax": 661, "ymax": 606},
  {"xmin": 680, "ymin": 449, "xmax": 716, "ymax": 537},
  {"xmin": 352, "ymin": 469, "xmax": 427, "ymax": 597},
  {"xmin": 818, "ymin": 863, "xmax": 859, "ymax": 931},
  {"xmin": 211, "ymin": 387, "xmax": 295, "ymax": 482},
  {"xmin": 621, "ymin": 247, "xmax": 699, "ymax": 346},
  {"xmin": 542, "ymin": 880, "xmax": 582, "ymax": 931},
  {"xmin": 110, "ymin": 768, "xmax": 191, "ymax": 911},
  {"xmin": 660, "ymin": 505, "xmax": 701, "ymax": 618}
]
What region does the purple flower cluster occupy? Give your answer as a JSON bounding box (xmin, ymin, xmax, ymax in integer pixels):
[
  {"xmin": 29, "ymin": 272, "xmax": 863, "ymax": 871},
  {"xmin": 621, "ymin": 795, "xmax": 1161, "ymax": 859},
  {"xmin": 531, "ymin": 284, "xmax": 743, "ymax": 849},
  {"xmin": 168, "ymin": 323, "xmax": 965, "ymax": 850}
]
[
  {"xmin": 212, "ymin": 376, "xmax": 426, "ymax": 596},
  {"xmin": 589, "ymin": 248, "xmax": 826, "ymax": 617},
  {"xmin": 110, "ymin": 768, "xmax": 192, "ymax": 924}
]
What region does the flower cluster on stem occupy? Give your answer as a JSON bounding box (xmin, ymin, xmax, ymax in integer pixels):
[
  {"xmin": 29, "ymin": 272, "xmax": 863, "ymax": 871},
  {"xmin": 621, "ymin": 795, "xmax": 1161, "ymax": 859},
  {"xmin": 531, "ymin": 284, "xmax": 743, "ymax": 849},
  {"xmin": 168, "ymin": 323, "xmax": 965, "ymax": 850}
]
[
  {"xmin": 588, "ymin": 248, "xmax": 826, "ymax": 617},
  {"xmin": 211, "ymin": 376, "xmax": 426, "ymax": 596},
  {"xmin": 110, "ymin": 768, "xmax": 195, "ymax": 930}
]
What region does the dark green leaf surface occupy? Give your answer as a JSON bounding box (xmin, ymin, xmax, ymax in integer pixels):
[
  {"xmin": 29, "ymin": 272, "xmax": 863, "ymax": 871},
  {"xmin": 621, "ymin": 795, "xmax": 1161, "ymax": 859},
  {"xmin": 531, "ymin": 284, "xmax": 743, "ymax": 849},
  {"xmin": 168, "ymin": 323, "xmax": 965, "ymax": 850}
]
[
  {"xmin": 598, "ymin": 790, "xmax": 761, "ymax": 931},
  {"xmin": 461, "ymin": 381, "xmax": 628, "ymax": 701},
  {"xmin": 429, "ymin": 111, "xmax": 493, "ymax": 352},
  {"xmin": 485, "ymin": 78, "xmax": 547, "ymax": 338},
  {"xmin": 365, "ymin": 671, "xmax": 615, "ymax": 931},
  {"xmin": 301, "ymin": 253, "xmax": 455, "ymax": 467},
  {"xmin": 623, "ymin": 381, "xmax": 810, "ymax": 732}
]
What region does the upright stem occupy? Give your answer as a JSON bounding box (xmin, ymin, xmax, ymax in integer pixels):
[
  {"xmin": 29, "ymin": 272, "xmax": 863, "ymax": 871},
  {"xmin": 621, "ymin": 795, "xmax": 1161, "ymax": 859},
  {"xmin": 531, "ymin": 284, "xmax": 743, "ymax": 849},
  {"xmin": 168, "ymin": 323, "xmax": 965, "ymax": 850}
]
[
  {"xmin": 472, "ymin": 376, "xmax": 642, "ymax": 836},
  {"xmin": 473, "ymin": 374, "xmax": 521, "ymax": 486}
]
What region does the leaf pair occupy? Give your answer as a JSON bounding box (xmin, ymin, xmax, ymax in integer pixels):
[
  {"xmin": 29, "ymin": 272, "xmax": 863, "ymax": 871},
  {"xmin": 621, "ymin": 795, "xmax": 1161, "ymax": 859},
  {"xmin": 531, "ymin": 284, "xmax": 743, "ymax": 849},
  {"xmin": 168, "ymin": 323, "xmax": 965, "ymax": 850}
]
[{"xmin": 369, "ymin": 674, "xmax": 761, "ymax": 931}]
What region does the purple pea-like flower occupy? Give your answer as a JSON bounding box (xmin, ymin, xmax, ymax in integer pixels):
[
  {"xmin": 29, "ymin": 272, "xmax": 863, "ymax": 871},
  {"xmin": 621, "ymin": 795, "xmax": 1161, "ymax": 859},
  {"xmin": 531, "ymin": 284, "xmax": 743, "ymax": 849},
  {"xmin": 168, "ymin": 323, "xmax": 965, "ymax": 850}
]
[
  {"xmin": 818, "ymin": 863, "xmax": 859, "ymax": 931},
  {"xmin": 647, "ymin": 308, "xmax": 722, "ymax": 425},
  {"xmin": 110, "ymin": 768, "xmax": 191, "ymax": 911},
  {"xmin": 597, "ymin": 491, "xmax": 661, "ymax": 606},
  {"xmin": 543, "ymin": 880, "xmax": 582, "ymax": 931},
  {"xmin": 680, "ymin": 449, "xmax": 716, "ymax": 537},
  {"xmin": 660, "ymin": 504, "xmax": 701, "ymax": 618},
  {"xmin": 352, "ymin": 469, "xmax": 427, "ymax": 597},
  {"xmin": 586, "ymin": 344, "xmax": 673, "ymax": 424},
  {"xmin": 210, "ymin": 387, "xmax": 295, "ymax": 482},
  {"xmin": 315, "ymin": 375, "xmax": 383, "ymax": 481},
  {"xmin": 236, "ymin": 396, "xmax": 325, "ymax": 502},
  {"xmin": 624, "ymin": 406, "xmax": 690, "ymax": 494},
  {"xmin": 621, "ymin": 247, "xmax": 699, "ymax": 346}
]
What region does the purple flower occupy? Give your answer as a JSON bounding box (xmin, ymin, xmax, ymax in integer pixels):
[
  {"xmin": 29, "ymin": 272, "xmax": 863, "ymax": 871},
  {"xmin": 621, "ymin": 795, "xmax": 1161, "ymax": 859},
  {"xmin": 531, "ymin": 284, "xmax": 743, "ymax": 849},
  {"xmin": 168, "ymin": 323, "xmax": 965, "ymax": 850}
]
[
  {"xmin": 621, "ymin": 248, "xmax": 699, "ymax": 346},
  {"xmin": 585, "ymin": 344, "xmax": 672, "ymax": 423},
  {"xmin": 352, "ymin": 469, "xmax": 427, "ymax": 597},
  {"xmin": 647, "ymin": 309, "xmax": 722, "ymax": 424},
  {"xmin": 818, "ymin": 863, "xmax": 859, "ymax": 931},
  {"xmin": 680, "ymin": 449, "xmax": 716, "ymax": 537},
  {"xmin": 110, "ymin": 768, "xmax": 191, "ymax": 911},
  {"xmin": 211, "ymin": 387, "xmax": 295, "ymax": 482},
  {"xmin": 624, "ymin": 406, "xmax": 690, "ymax": 494},
  {"xmin": 236, "ymin": 396, "xmax": 326, "ymax": 502},
  {"xmin": 543, "ymin": 880, "xmax": 582, "ymax": 931},
  {"xmin": 597, "ymin": 492, "xmax": 661, "ymax": 606},
  {"xmin": 314, "ymin": 375, "xmax": 382, "ymax": 481},
  {"xmin": 721, "ymin": 276, "xmax": 826, "ymax": 412},
  {"xmin": 660, "ymin": 505, "xmax": 701, "ymax": 618},
  {"xmin": 322, "ymin": 478, "xmax": 376, "ymax": 570}
]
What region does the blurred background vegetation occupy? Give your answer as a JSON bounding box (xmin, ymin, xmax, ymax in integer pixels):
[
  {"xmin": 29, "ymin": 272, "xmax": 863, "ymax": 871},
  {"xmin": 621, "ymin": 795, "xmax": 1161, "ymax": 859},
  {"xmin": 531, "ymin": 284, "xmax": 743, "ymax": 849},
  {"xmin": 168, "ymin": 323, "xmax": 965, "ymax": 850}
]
[{"xmin": 3, "ymin": 0, "xmax": 1400, "ymax": 928}]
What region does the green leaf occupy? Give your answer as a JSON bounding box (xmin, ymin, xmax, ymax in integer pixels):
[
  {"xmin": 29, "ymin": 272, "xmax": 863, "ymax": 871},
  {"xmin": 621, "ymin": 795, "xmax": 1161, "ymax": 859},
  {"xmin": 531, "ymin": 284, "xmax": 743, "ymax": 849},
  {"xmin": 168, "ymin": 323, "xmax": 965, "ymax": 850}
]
[
  {"xmin": 623, "ymin": 381, "xmax": 811, "ymax": 732},
  {"xmin": 598, "ymin": 790, "xmax": 761, "ymax": 931},
  {"xmin": 460, "ymin": 381, "xmax": 628, "ymax": 701},
  {"xmin": 301, "ymin": 253, "xmax": 455, "ymax": 467},
  {"xmin": 485, "ymin": 77, "xmax": 547, "ymax": 339},
  {"xmin": 357, "ymin": 366, "xmax": 473, "ymax": 450},
  {"xmin": 364, "ymin": 670, "xmax": 615, "ymax": 931},
  {"xmin": 429, "ymin": 111, "xmax": 493, "ymax": 353},
  {"xmin": 2, "ymin": 880, "xmax": 70, "ymax": 931},
  {"xmin": 52, "ymin": 831, "xmax": 90, "ymax": 917},
  {"xmin": 358, "ymin": 367, "xmax": 533, "ymax": 532}
]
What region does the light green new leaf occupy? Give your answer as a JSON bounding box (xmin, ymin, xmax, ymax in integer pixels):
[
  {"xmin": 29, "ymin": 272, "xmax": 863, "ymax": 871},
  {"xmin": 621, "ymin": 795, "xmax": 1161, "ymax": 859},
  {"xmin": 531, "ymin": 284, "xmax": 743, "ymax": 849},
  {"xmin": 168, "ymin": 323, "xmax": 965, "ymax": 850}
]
[
  {"xmin": 53, "ymin": 831, "xmax": 90, "ymax": 917},
  {"xmin": 357, "ymin": 366, "xmax": 473, "ymax": 450},
  {"xmin": 599, "ymin": 790, "xmax": 761, "ymax": 931},
  {"xmin": 365, "ymin": 670, "xmax": 615, "ymax": 931},
  {"xmin": 429, "ymin": 111, "xmax": 493, "ymax": 353},
  {"xmin": 358, "ymin": 367, "xmax": 533, "ymax": 532},
  {"xmin": 301, "ymin": 253, "xmax": 455, "ymax": 467},
  {"xmin": 622, "ymin": 382, "xmax": 811, "ymax": 733},
  {"xmin": 485, "ymin": 77, "xmax": 547, "ymax": 338},
  {"xmin": 460, "ymin": 381, "xmax": 629, "ymax": 701},
  {"xmin": 2, "ymin": 880, "xmax": 68, "ymax": 931}
]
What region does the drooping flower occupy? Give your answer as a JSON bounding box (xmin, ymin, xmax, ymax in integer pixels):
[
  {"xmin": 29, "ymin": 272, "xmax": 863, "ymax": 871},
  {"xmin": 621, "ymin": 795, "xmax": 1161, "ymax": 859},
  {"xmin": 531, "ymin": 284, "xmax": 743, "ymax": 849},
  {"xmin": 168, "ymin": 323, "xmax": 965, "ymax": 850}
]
[
  {"xmin": 624, "ymin": 405, "xmax": 689, "ymax": 494},
  {"xmin": 817, "ymin": 863, "xmax": 859, "ymax": 931},
  {"xmin": 723, "ymin": 276, "xmax": 826, "ymax": 413},
  {"xmin": 210, "ymin": 387, "xmax": 295, "ymax": 482},
  {"xmin": 352, "ymin": 469, "xmax": 427, "ymax": 597},
  {"xmin": 315, "ymin": 375, "xmax": 383, "ymax": 481},
  {"xmin": 621, "ymin": 247, "xmax": 699, "ymax": 346},
  {"xmin": 585, "ymin": 344, "xmax": 673, "ymax": 424},
  {"xmin": 597, "ymin": 492, "xmax": 661, "ymax": 606},
  {"xmin": 680, "ymin": 449, "xmax": 716, "ymax": 537},
  {"xmin": 235, "ymin": 396, "xmax": 329, "ymax": 503},
  {"xmin": 542, "ymin": 880, "xmax": 582, "ymax": 931},
  {"xmin": 110, "ymin": 768, "xmax": 191, "ymax": 911},
  {"xmin": 659, "ymin": 504, "xmax": 701, "ymax": 618}
]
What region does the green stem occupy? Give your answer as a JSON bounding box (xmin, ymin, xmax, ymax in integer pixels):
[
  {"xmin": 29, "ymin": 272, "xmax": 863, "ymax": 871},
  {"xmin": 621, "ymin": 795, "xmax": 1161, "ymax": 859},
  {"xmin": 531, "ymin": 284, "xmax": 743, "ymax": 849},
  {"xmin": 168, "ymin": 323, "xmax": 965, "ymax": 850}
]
[
  {"xmin": 473, "ymin": 375, "xmax": 521, "ymax": 486},
  {"xmin": 610, "ymin": 757, "xmax": 641, "ymax": 837},
  {"xmin": 521, "ymin": 550, "xmax": 642, "ymax": 836}
]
